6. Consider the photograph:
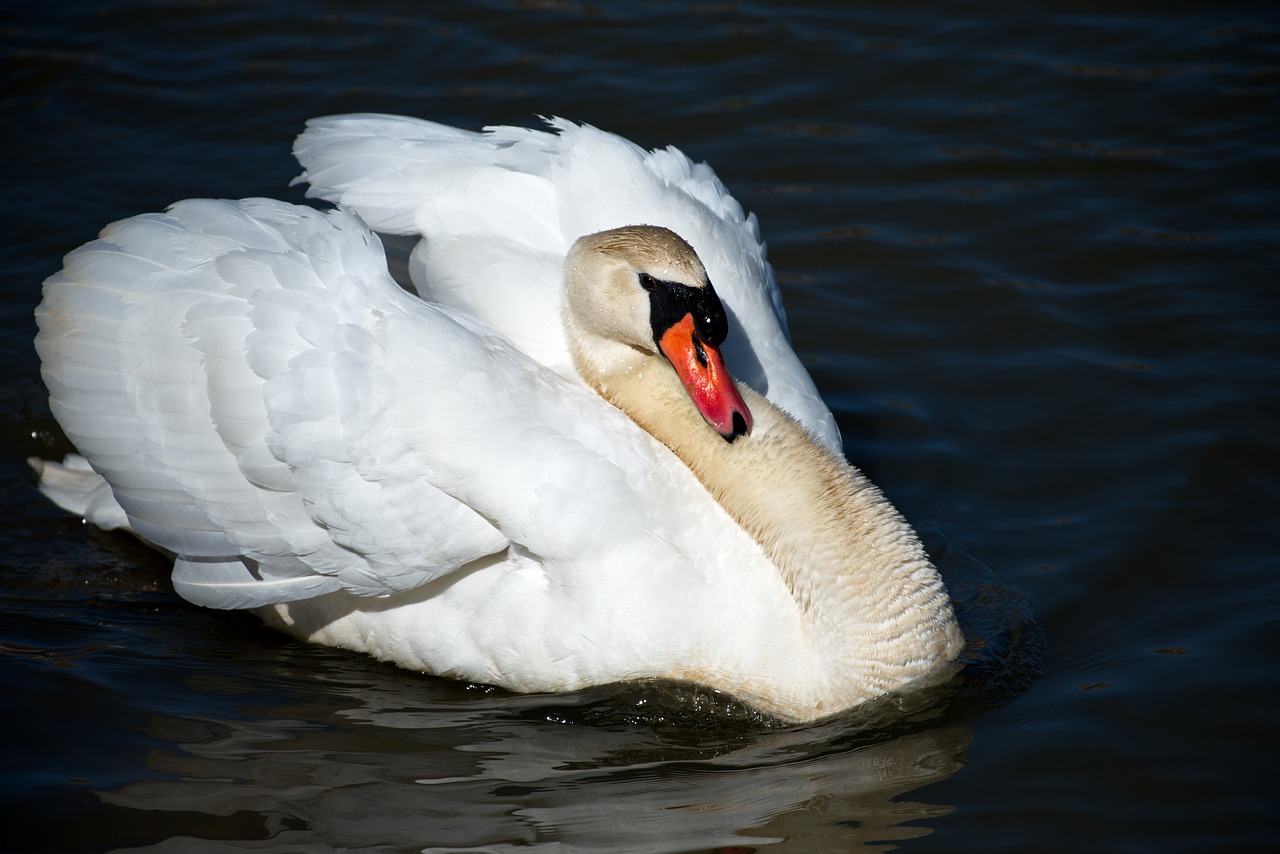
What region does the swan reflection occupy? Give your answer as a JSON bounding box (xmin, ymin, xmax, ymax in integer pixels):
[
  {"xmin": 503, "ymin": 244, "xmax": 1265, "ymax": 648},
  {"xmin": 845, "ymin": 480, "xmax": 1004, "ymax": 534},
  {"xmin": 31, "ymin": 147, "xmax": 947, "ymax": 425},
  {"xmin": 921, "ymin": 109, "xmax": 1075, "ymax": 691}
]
[{"xmin": 98, "ymin": 670, "xmax": 969, "ymax": 852}]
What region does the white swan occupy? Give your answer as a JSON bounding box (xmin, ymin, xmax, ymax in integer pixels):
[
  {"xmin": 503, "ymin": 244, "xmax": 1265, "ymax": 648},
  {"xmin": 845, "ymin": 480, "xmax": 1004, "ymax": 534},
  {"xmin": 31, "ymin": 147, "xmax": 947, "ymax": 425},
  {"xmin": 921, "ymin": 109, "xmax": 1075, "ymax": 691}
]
[{"xmin": 32, "ymin": 116, "xmax": 962, "ymax": 722}]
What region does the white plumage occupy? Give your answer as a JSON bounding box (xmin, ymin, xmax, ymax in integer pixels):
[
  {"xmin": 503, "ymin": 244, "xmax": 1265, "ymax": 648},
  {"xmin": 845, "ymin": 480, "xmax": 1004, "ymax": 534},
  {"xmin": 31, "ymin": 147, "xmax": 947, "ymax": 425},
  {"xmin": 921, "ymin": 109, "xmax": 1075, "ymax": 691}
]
[{"xmin": 33, "ymin": 116, "xmax": 961, "ymax": 721}]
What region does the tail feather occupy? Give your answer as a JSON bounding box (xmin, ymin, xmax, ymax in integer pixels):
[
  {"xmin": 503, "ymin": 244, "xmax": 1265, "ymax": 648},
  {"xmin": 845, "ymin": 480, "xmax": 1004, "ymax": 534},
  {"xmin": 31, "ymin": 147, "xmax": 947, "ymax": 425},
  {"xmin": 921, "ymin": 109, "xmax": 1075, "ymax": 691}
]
[{"xmin": 29, "ymin": 454, "xmax": 130, "ymax": 532}]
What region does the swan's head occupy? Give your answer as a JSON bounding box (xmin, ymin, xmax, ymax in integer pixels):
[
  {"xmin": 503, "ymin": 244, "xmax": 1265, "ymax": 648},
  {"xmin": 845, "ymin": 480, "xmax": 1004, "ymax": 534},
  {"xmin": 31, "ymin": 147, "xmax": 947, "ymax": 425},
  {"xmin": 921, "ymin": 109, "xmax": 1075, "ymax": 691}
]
[{"xmin": 564, "ymin": 225, "xmax": 753, "ymax": 442}]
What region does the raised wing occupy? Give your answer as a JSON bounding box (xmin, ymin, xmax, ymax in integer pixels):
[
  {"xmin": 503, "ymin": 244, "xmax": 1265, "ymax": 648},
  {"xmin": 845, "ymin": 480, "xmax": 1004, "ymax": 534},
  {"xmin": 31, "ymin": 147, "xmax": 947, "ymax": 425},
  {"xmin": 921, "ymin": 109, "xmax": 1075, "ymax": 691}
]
[{"xmin": 293, "ymin": 114, "xmax": 842, "ymax": 452}]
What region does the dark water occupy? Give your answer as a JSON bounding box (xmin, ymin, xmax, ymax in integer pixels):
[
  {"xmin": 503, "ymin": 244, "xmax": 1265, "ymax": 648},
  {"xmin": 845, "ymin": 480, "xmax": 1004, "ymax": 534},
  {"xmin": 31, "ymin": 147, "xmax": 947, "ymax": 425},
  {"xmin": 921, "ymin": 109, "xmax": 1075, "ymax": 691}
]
[{"xmin": 3, "ymin": 1, "xmax": 1277, "ymax": 851}]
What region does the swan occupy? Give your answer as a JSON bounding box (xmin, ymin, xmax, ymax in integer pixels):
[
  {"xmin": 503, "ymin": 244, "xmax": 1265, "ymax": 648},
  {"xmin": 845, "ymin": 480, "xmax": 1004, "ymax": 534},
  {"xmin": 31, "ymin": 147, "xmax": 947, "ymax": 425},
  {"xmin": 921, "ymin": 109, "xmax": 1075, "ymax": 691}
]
[{"xmin": 32, "ymin": 116, "xmax": 963, "ymax": 722}]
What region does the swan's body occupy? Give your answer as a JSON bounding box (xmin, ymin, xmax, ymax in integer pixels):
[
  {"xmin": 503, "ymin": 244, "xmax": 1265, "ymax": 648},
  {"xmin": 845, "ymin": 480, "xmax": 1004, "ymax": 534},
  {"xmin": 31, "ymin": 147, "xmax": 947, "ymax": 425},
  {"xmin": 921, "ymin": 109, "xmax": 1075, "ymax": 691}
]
[{"xmin": 33, "ymin": 116, "xmax": 962, "ymax": 721}]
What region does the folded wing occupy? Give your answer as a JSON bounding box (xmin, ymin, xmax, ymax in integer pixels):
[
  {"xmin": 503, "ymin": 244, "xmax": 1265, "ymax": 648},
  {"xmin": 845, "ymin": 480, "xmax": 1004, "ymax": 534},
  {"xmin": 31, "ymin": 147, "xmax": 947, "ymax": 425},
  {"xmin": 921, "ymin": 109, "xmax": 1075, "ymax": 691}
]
[{"xmin": 35, "ymin": 199, "xmax": 536, "ymax": 608}]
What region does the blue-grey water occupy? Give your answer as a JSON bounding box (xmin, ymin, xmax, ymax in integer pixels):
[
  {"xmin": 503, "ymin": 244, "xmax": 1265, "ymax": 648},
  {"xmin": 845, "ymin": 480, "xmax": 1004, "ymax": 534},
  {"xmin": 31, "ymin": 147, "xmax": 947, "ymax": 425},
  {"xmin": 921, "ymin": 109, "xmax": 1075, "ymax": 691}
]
[{"xmin": 2, "ymin": 2, "xmax": 1276, "ymax": 851}]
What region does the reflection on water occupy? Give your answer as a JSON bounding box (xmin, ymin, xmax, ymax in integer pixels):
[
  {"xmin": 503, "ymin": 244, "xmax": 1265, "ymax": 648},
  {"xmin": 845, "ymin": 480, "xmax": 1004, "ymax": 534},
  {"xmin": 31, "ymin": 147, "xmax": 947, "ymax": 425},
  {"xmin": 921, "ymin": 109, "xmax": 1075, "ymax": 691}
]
[
  {"xmin": 73, "ymin": 530, "xmax": 1035, "ymax": 852},
  {"xmin": 100, "ymin": 674, "xmax": 971, "ymax": 852}
]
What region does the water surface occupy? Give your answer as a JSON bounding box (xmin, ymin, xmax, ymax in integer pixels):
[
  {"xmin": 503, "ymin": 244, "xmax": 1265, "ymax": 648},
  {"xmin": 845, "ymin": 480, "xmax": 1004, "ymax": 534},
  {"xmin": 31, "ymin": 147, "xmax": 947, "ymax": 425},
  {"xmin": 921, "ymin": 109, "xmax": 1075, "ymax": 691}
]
[{"xmin": 2, "ymin": 2, "xmax": 1276, "ymax": 851}]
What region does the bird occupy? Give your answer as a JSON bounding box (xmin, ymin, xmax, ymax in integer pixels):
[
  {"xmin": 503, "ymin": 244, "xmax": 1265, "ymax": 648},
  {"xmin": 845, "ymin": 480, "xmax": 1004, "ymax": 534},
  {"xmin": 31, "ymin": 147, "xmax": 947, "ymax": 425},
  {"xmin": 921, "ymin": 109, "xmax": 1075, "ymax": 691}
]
[{"xmin": 32, "ymin": 115, "xmax": 962, "ymax": 722}]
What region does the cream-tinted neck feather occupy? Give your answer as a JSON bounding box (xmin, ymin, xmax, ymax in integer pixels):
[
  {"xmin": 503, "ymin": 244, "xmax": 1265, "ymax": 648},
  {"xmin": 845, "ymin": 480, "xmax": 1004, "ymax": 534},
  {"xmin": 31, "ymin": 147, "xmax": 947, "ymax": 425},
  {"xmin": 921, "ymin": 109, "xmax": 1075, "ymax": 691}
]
[{"xmin": 564, "ymin": 226, "xmax": 964, "ymax": 715}]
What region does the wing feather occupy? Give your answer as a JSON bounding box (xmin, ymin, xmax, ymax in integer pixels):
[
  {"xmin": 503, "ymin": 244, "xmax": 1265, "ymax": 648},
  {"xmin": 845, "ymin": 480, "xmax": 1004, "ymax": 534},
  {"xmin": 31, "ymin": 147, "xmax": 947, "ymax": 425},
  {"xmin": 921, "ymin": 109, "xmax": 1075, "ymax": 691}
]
[
  {"xmin": 294, "ymin": 113, "xmax": 842, "ymax": 452},
  {"xmin": 37, "ymin": 199, "xmax": 513, "ymax": 608}
]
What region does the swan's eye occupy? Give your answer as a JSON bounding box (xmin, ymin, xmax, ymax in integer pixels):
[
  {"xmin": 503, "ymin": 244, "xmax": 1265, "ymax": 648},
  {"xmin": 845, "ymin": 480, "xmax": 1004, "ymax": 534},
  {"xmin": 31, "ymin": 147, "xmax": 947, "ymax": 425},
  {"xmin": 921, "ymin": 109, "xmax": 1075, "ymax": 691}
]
[{"xmin": 644, "ymin": 276, "xmax": 730, "ymax": 349}]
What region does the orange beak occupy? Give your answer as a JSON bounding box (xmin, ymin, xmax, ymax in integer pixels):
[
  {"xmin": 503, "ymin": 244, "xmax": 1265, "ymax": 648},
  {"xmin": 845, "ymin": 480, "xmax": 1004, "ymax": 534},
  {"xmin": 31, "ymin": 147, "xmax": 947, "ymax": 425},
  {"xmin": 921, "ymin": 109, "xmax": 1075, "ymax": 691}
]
[{"xmin": 658, "ymin": 313, "xmax": 753, "ymax": 442}]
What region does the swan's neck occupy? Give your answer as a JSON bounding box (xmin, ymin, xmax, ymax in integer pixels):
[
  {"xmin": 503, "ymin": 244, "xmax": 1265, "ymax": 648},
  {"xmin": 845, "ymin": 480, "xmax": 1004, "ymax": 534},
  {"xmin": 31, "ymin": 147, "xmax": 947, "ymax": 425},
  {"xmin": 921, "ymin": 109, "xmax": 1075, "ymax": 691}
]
[{"xmin": 574, "ymin": 340, "xmax": 963, "ymax": 712}]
